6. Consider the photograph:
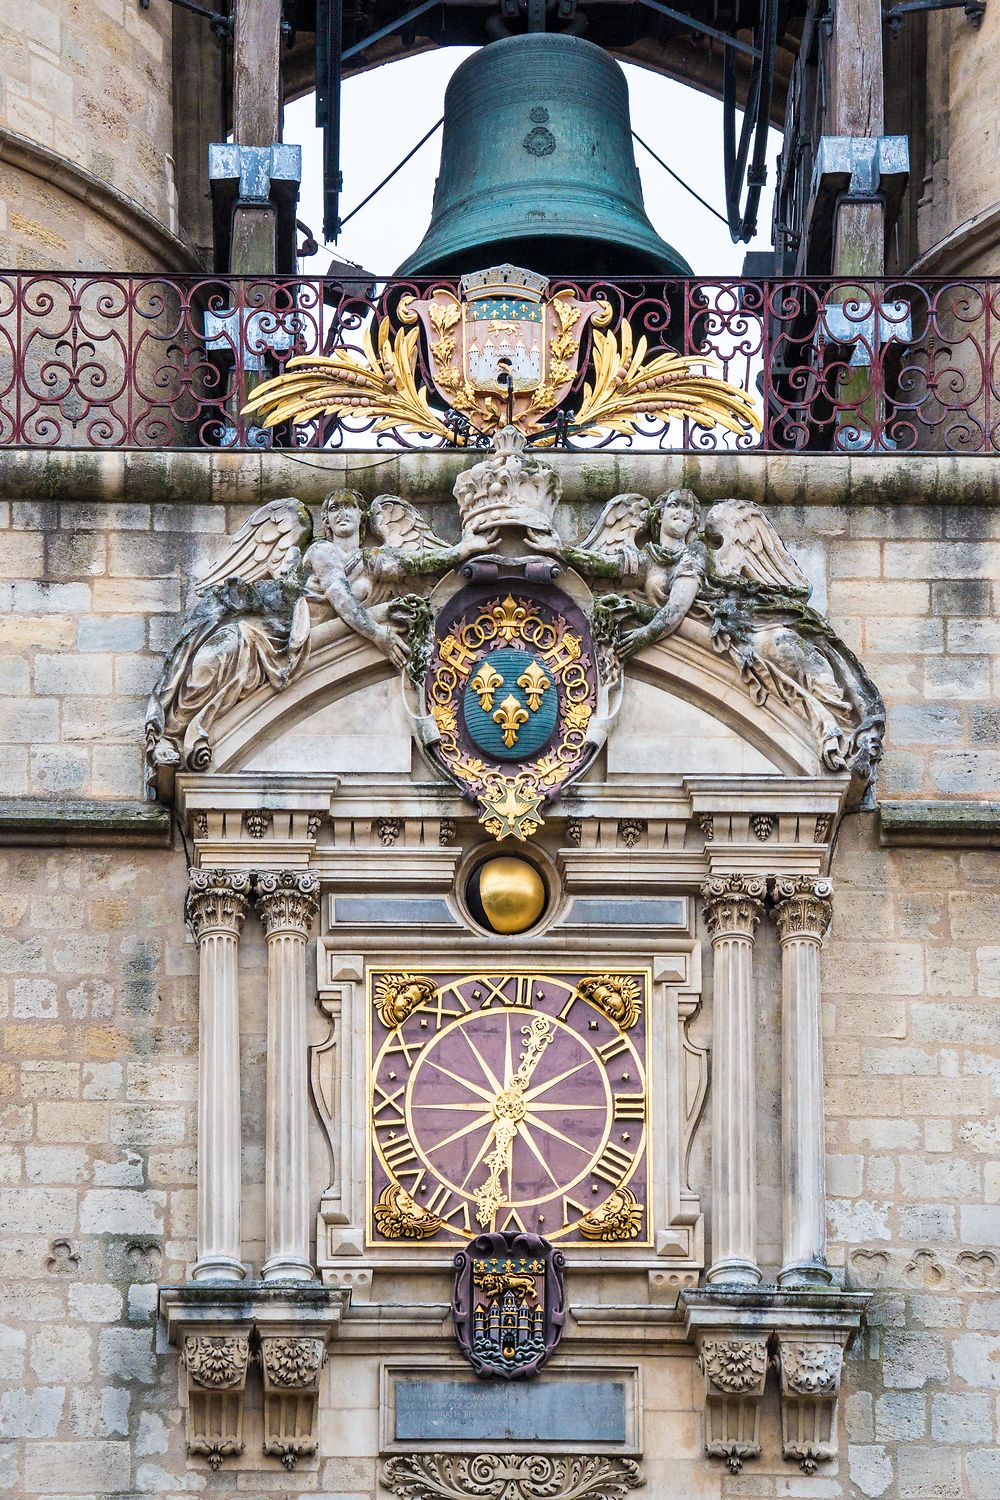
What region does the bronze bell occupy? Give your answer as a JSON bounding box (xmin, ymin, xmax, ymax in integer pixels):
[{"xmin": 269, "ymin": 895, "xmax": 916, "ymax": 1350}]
[{"xmin": 397, "ymin": 33, "xmax": 692, "ymax": 279}]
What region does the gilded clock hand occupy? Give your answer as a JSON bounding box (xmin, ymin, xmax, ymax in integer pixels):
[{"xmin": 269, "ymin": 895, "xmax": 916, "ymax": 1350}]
[{"xmin": 473, "ymin": 1016, "xmax": 555, "ymax": 1226}]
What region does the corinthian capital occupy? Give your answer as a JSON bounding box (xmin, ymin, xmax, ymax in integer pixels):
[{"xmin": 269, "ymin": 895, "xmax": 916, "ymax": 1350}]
[
  {"xmin": 255, "ymin": 870, "xmax": 320, "ymax": 937},
  {"xmin": 185, "ymin": 869, "xmax": 251, "ymax": 941},
  {"xmin": 773, "ymin": 876, "xmax": 833, "ymax": 944},
  {"xmin": 701, "ymin": 874, "xmax": 767, "ymax": 939}
]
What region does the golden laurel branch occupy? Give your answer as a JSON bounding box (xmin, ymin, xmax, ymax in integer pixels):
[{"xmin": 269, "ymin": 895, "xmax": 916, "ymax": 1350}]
[
  {"xmin": 242, "ymin": 313, "xmax": 760, "ymax": 444},
  {"xmin": 241, "ymin": 317, "xmax": 453, "ymax": 440},
  {"xmin": 555, "ymin": 321, "xmax": 763, "ymax": 443}
]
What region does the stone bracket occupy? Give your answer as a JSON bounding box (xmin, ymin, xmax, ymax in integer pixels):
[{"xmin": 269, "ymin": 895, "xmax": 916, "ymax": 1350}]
[
  {"xmin": 681, "ymin": 1288, "xmax": 870, "ymax": 1474},
  {"xmin": 160, "ymin": 1284, "xmax": 346, "ymax": 1472}
]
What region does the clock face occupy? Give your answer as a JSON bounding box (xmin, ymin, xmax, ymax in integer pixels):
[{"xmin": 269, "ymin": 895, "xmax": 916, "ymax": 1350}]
[{"xmin": 368, "ymin": 970, "xmax": 651, "ymax": 1247}]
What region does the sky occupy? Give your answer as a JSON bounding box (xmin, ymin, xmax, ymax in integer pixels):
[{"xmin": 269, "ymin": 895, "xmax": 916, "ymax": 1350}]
[{"xmin": 284, "ymin": 48, "xmax": 782, "ymax": 279}]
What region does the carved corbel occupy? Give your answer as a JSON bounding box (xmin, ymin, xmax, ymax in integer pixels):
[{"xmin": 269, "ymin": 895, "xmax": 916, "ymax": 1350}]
[
  {"xmin": 695, "ymin": 1333, "xmax": 769, "ymax": 1472},
  {"xmin": 775, "ymin": 1335, "xmax": 845, "ymax": 1473},
  {"xmin": 182, "ymin": 1331, "xmax": 251, "ymax": 1470},
  {"xmin": 259, "ymin": 1333, "xmax": 327, "ymax": 1469}
]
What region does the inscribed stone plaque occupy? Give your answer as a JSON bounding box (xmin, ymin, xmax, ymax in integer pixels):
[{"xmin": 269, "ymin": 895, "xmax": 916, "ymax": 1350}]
[{"xmin": 394, "ymin": 1378, "xmax": 628, "ymax": 1444}]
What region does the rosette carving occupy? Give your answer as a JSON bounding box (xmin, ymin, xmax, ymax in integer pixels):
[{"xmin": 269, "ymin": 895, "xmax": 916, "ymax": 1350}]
[
  {"xmin": 700, "ymin": 1337, "xmax": 768, "ymax": 1394},
  {"xmin": 782, "ymin": 1342, "xmax": 840, "ymax": 1395},
  {"xmin": 260, "ymin": 1335, "xmax": 325, "ymax": 1388},
  {"xmin": 185, "ymin": 869, "xmax": 251, "ymax": 940},
  {"xmin": 381, "ymin": 1453, "xmax": 645, "ymax": 1499},
  {"xmin": 254, "ymin": 869, "xmax": 320, "ymax": 936},
  {"xmin": 184, "ymin": 1334, "xmax": 250, "ymax": 1388}
]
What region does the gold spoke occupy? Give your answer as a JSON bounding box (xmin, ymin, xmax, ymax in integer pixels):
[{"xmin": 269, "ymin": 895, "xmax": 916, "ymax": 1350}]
[
  {"xmin": 459, "ymin": 1120, "xmax": 500, "ymax": 1190},
  {"xmin": 516, "ymin": 1119, "xmax": 561, "ymax": 1189},
  {"xmin": 524, "ymin": 1056, "xmax": 598, "ymax": 1102},
  {"xmin": 524, "ymin": 1101, "xmax": 607, "ymax": 1111},
  {"xmin": 423, "ymin": 1059, "xmax": 495, "ymax": 1103},
  {"xmin": 427, "ymin": 1114, "xmax": 495, "ymax": 1153},
  {"xmin": 411, "ymin": 1101, "xmax": 490, "ymax": 1112},
  {"xmin": 503, "ymin": 1014, "xmax": 514, "ymax": 1090},
  {"xmin": 523, "ymin": 1112, "xmax": 595, "ymax": 1154},
  {"xmin": 462, "ymin": 1027, "xmax": 504, "ymax": 1096}
]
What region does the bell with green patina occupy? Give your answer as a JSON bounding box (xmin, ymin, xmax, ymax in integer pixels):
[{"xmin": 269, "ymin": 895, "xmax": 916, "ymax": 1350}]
[{"xmin": 397, "ymin": 33, "xmax": 693, "ymax": 279}]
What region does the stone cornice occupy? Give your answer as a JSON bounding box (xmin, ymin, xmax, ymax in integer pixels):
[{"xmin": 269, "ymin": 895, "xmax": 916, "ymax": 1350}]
[
  {"xmin": 879, "ymin": 799, "xmax": 1000, "ymax": 848},
  {"xmin": 4, "ymin": 445, "xmax": 1000, "ymax": 509},
  {"xmin": 0, "ymin": 797, "xmax": 171, "ymax": 847},
  {"xmin": 0, "ymin": 127, "xmax": 203, "ymax": 273}
]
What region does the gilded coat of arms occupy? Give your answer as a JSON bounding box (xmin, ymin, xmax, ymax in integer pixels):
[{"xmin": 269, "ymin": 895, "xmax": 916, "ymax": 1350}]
[
  {"xmin": 425, "ymin": 581, "xmax": 599, "ymax": 841},
  {"xmin": 407, "ymin": 265, "xmax": 606, "ymax": 437},
  {"xmin": 452, "ymin": 1230, "xmax": 566, "ymax": 1379}
]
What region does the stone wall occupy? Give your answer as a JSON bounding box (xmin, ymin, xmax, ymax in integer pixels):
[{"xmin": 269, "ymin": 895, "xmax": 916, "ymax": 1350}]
[
  {"xmin": 3, "ymin": 456, "xmax": 1000, "ymax": 802},
  {"xmin": 0, "ymin": 0, "xmax": 182, "ymax": 270},
  {"xmin": 2, "ymin": 451, "xmax": 1000, "ymax": 1497}
]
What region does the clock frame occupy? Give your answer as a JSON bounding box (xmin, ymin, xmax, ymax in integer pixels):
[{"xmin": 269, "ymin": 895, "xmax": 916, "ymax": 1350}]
[{"xmin": 366, "ymin": 969, "xmax": 654, "ymax": 1249}]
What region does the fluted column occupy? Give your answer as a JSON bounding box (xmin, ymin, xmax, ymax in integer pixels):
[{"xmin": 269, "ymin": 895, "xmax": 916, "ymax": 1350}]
[
  {"xmin": 186, "ymin": 869, "xmax": 251, "ymax": 1282},
  {"xmin": 702, "ymin": 874, "xmax": 766, "ymax": 1288},
  {"xmin": 774, "ymin": 876, "xmax": 834, "ymax": 1288},
  {"xmin": 256, "ymin": 870, "xmax": 321, "ymax": 1282}
]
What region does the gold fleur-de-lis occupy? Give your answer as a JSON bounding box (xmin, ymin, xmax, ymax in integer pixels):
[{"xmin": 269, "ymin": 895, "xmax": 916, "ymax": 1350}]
[
  {"xmin": 516, "ymin": 660, "xmax": 551, "ymax": 711},
  {"xmin": 494, "ymin": 694, "xmax": 529, "ymax": 748},
  {"xmin": 470, "ymin": 661, "xmax": 504, "ymax": 712},
  {"xmin": 490, "ymin": 595, "xmax": 527, "ymax": 643}
]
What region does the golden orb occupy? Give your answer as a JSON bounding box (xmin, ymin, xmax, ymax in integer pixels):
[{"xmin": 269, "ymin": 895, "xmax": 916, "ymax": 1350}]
[{"xmin": 476, "ymin": 856, "xmax": 546, "ymax": 934}]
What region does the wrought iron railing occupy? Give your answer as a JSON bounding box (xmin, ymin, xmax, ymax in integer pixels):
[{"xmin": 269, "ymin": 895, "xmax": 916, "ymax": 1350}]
[{"xmin": 0, "ymin": 273, "xmax": 996, "ymax": 452}]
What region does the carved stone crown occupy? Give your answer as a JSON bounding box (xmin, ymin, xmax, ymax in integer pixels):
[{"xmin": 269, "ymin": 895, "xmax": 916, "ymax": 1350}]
[{"xmin": 452, "ymin": 427, "xmax": 561, "ymax": 537}]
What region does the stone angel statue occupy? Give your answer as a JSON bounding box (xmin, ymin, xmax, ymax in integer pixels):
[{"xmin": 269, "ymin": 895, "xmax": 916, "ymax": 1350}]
[
  {"xmin": 145, "ymin": 490, "xmax": 488, "ymax": 776},
  {"xmin": 567, "ymin": 488, "xmax": 884, "ymax": 779}
]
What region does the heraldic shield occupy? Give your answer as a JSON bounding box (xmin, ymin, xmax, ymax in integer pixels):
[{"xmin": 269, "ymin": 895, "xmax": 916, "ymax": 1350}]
[
  {"xmin": 452, "ymin": 1231, "xmax": 566, "ymax": 1380},
  {"xmin": 407, "ymin": 265, "xmax": 607, "ymax": 437},
  {"xmin": 425, "ymin": 579, "xmax": 600, "ymax": 841}
]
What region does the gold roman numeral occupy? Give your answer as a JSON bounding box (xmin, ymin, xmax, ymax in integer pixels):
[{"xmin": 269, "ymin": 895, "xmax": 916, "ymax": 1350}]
[
  {"xmin": 597, "ymin": 1035, "xmax": 630, "ymax": 1064},
  {"xmin": 424, "ymin": 1184, "xmax": 472, "ymax": 1230},
  {"xmin": 613, "ymin": 1094, "xmax": 646, "ymax": 1121},
  {"xmin": 372, "ymin": 1082, "xmax": 406, "ymax": 1125},
  {"xmin": 497, "ymin": 1207, "xmax": 528, "ymax": 1232},
  {"xmin": 382, "ymin": 1132, "xmax": 423, "ymax": 1187},
  {"xmin": 593, "ymin": 1141, "xmax": 634, "ymax": 1186}
]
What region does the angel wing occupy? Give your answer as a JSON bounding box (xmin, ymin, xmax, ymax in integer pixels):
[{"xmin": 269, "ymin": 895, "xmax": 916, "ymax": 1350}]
[
  {"xmin": 195, "ymin": 497, "xmax": 313, "ymax": 596},
  {"xmin": 368, "ymin": 495, "xmax": 450, "ymax": 553},
  {"xmin": 577, "ymin": 493, "xmax": 650, "ymax": 558},
  {"xmin": 703, "ymin": 498, "xmax": 811, "ymax": 594}
]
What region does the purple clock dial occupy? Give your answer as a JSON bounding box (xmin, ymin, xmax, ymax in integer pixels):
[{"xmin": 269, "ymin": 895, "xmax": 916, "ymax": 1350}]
[{"xmin": 368, "ymin": 971, "xmax": 651, "ymax": 1247}]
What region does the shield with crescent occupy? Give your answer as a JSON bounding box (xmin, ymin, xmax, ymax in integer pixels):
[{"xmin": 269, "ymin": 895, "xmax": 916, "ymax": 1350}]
[{"xmin": 406, "ymin": 264, "xmax": 608, "ymax": 437}]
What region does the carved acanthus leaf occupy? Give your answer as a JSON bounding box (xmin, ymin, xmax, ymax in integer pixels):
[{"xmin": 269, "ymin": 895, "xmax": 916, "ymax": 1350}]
[
  {"xmin": 185, "ymin": 869, "xmax": 252, "ymax": 941},
  {"xmin": 254, "ymin": 869, "xmax": 321, "ymax": 936},
  {"xmin": 773, "ymin": 876, "xmax": 834, "ymax": 943},
  {"xmin": 381, "ymin": 1453, "xmax": 645, "ymax": 1500},
  {"xmin": 701, "ymin": 874, "xmax": 767, "ymax": 939}
]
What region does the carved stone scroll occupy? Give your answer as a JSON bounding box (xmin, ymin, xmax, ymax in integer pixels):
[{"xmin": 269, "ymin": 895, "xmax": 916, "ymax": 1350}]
[
  {"xmin": 381, "ymin": 1453, "xmax": 645, "ymax": 1500},
  {"xmin": 776, "ymin": 1336, "xmax": 844, "ymax": 1473},
  {"xmin": 260, "ymin": 1333, "xmax": 327, "ymax": 1470},
  {"xmin": 182, "ymin": 1332, "xmax": 251, "ymax": 1469}
]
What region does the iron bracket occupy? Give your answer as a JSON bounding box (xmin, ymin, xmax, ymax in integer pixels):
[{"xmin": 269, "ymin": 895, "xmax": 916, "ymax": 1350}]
[
  {"xmin": 634, "ymin": 0, "xmax": 762, "ymax": 58},
  {"xmin": 137, "ymin": 0, "xmax": 294, "ymax": 40},
  {"xmin": 884, "ymin": 0, "xmax": 985, "ymax": 32}
]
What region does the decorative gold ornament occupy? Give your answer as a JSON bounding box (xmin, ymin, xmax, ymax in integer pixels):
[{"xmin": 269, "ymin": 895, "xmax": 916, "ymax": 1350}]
[
  {"xmin": 373, "ymin": 1181, "xmax": 444, "ymax": 1240},
  {"xmin": 373, "ymin": 973, "xmax": 437, "ymax": 1030},
  {"xmin": 470, "ymin": 661, "xmax": 504, "ymax": 711},
  {"xmin": 477, "ymin": 774, "xmax": 545, "ymax": 842},
  {"xmin": 580, "ymin": 1186, "xmax": 645, "ymax": 1241},
  {"xmin": 493, "ymin": 692, "xmax": 530, "ymax": 748},
  {"xmin": 517, "ymin": 659, "xmax": 551, "ymax": 711},
  {"xmin": 476, "ymin": 856, "xmax": 547, "ymax": 935},
  {"xmin": 241, "ymin": 268, "xmax": 760, "ymax": 445},
  {"xmin": 577, "ymin": 974, "xmax": 642, "ymax": 1030}
]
